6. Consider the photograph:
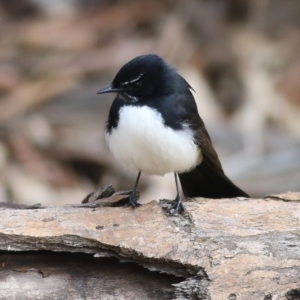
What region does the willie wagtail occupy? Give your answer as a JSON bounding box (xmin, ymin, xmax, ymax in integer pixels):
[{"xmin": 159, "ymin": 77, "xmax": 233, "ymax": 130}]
[{"xmin": 97, "ymin": 54, "xmax": 249, "ymax": 213}]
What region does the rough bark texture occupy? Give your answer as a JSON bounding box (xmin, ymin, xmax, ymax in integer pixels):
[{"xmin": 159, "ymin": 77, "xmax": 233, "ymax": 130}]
[{"xmin": 1, "ymin": 192, "xmax": 300, "ymax": 299}]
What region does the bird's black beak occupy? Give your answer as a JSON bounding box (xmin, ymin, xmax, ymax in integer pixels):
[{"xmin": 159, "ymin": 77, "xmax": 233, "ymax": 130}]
[{"xmin": 97, "ymin": 85, "xmax": 120, "ymax": 95}]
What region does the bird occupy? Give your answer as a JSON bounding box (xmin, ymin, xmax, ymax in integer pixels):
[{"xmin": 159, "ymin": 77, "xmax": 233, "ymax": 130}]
[{"xmin": 97, "ymin": 54, "xmax": 249, "ymax": 213}]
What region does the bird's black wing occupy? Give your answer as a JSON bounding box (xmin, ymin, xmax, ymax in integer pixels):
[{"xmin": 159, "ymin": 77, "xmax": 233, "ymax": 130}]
[
  {"xmin": 173, "ymin": 90, "xmax": 224, "ymax": 175},
  {"xmin": 176, "ymin": 90, "xmax": 249, "ymax": 198},
  {"xmin": 189, "ymin": 114, "xmax": 224, "ymax": 175}
]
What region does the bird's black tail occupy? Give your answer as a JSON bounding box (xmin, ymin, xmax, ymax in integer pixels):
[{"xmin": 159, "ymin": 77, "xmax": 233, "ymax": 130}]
[{"xmin": 178, "ymin": 160, "xmax": 249, "ymax": 199}]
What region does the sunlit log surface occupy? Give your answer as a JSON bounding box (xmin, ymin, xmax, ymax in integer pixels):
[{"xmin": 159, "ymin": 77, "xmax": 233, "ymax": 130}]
[{"xmin": 0, "ymin": 192, "xmax": 300, "ymax": 299}]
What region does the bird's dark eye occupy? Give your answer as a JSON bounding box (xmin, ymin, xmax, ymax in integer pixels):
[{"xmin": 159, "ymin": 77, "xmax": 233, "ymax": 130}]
[
  {"xmin": 121, "ymin": 81, "xmax": 140, "ymax": 88},
  {"xmin": 132, "ymin": 81, "xmax": 141, "ymax": 88}
]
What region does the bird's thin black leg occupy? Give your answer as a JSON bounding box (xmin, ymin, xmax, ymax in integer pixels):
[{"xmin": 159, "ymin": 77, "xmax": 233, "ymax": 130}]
[
  {"xmin": 171, "ymin": 173, "xmax": 184, "ymax": 214},
  {"xmin": 127, "ymin": 171, "xmax": 141, "ymax": 208}
]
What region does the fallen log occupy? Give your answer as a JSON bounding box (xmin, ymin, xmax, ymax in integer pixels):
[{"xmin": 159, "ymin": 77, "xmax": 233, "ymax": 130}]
[{"xmin": 0, "ymin": 191, "xmax": 300, "ymax": 299}]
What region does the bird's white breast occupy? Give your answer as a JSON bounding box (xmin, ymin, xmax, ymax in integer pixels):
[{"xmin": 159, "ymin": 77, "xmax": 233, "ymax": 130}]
[{"xmin": 106, "ymin": 105, "xmax": 202, "ymax": 175}]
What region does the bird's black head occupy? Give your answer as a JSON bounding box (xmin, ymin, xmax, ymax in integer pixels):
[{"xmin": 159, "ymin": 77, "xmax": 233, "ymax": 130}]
[{"xmin": 97, "ymin": 55, "xmax": 176, "ymax": 101}]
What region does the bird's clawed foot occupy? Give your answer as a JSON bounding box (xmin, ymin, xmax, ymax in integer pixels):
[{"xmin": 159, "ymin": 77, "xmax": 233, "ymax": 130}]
[
  {"xmin": 124, "ymin": 190, "xmax": 141, "ymax": 208},
  {"xmin": 123, "ymin": 170, "xmax": 141, "ymax": 209},
  {"xmin": 170, "ymin": 194, "xmax": 184, "ymax": 214}
]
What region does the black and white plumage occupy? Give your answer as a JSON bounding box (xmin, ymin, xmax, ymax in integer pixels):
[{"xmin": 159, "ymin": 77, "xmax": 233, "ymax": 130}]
[{"xmin": 97, "ymin": 54, "xmax": 249, "ymax": 213}]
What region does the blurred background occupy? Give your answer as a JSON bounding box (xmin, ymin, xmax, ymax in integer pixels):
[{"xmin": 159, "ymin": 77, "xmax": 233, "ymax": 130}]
[{"xmin": 0, "ymin": 0, "xmax": 300, "ymax": 206}]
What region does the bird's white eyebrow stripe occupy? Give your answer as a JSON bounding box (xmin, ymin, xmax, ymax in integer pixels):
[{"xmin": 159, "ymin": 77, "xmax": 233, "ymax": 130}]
[{"xmin": 122, "ymin": 73, "xmax": 144, "ymax": 85}]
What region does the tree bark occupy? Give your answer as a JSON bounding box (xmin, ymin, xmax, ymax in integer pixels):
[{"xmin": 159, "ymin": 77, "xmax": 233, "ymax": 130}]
[{"xmin": 0, "ymin": 192, "xmax": 300, "ymax": 299}]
